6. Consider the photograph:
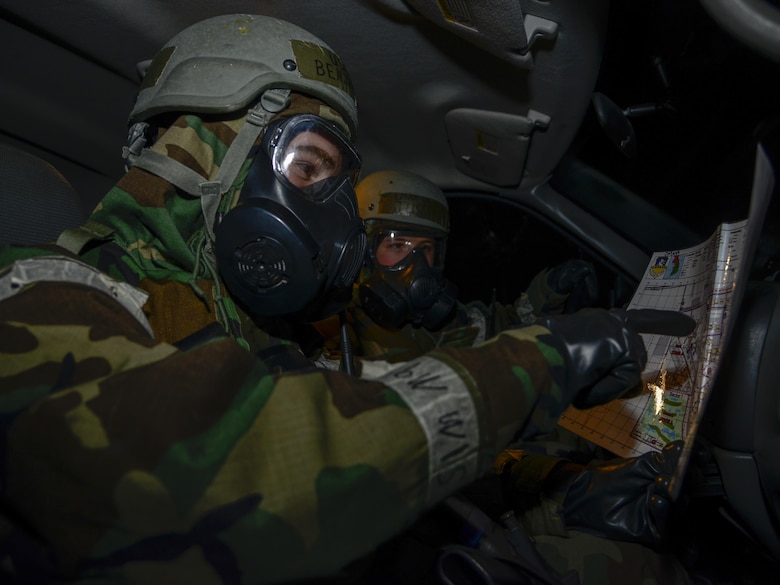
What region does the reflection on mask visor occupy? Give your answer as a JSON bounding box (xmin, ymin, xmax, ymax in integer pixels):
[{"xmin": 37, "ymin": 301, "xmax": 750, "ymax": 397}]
[
  {"xmin": 270, "ymin": 115, "xmax": 361, "ymax": 199},
  {"xmin": 375, "ymin": 231, "xmax": 444, "ymax": 269}
]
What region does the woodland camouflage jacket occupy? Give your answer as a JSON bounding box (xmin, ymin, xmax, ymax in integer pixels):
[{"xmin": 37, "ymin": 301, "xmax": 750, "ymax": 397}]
[{"xmin": 0, "ymin": 108, "xmax": 582, "ymax": 584}]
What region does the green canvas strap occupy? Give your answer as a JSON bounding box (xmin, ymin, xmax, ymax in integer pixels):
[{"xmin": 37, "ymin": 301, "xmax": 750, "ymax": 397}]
[{"xmin": 56, "ymin": 220, "xmax": 115, "ymax": 255}]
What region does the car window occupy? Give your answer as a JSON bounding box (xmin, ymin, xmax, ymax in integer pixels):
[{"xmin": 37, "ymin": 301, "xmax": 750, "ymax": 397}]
[
  {"xmin": 444, "ymin": 193, "xmax": 636, "ymax": 310},
  {"xmin": 548, "ymin": 0, "xmax": 780, "ymax": 282}
]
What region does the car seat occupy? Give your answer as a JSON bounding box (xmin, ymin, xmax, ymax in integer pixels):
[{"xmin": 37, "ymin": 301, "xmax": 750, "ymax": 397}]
[
  {"xmin": 0, "ymin": 142, "xmax": 86, "ymax": 246},
  {"xmin": 697, "ymin": 279, "xmax": 780, "ymax": 561}
]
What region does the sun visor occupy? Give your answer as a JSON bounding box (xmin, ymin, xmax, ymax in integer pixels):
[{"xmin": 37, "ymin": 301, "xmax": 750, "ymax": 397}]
[
  {"xmin": 405, "ymin": 0, "xmax": 558, "ymax": 68},
  {"xmin": 445, "ymin": 108, "xmax": 550, "ymax": 187}
]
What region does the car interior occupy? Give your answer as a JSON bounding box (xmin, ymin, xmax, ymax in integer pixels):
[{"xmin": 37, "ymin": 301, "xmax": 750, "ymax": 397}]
[{"xmin": 1, "ymin": 1, "xmax": 780, "ymax": 583}]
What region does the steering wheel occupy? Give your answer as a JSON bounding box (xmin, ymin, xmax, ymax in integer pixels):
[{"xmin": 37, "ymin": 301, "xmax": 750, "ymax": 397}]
[{"xmin": 699, "ymin": 0, "xmax": 780, "ymax": 64}]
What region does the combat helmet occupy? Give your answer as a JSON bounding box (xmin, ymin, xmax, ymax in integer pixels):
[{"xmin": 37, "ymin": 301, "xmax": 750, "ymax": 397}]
[
  {"xmin": 123, "ymin": 13, "xmax": 360, "ymax": 248},
  {"xmin": 130, "ymin": 13, "xmax": 357, "ymax": 138},
  {"xmin": 356, "ymin": 170, "xmax": 449, "ymax": 234}
]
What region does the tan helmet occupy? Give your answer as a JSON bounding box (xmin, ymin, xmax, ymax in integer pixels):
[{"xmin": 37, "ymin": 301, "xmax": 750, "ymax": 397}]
[
  {"xmin": 130, "ymin": 14, "xmax": 358, "ymax": 138},
  {"xmin": 356, "ymin": 170, "xmax": 449, "ymax": 234}
]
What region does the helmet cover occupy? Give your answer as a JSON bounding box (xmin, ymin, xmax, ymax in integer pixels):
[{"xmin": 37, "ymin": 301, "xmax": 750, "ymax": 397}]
[
  {"xmin": 356, "ymin": 170, "xmax": 449, "ymax": 234},
  {"xmin": 130, "ymin": 14, "xmax": 358, "ymax": 138}
]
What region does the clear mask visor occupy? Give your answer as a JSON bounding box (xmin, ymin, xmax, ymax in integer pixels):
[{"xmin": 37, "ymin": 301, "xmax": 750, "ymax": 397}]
[
  {"xmin": 268, "ymin": 114, "xmax": 361, "ymax": 200},
  {"xmin": 371, "ymin": 227, "xmax": 447, "ymax": 271}
]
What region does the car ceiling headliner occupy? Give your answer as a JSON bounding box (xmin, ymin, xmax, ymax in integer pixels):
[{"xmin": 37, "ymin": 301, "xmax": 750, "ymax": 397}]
[{"xmin": 0, "ymin": 0, "xmax": 608, "ymax": 208}]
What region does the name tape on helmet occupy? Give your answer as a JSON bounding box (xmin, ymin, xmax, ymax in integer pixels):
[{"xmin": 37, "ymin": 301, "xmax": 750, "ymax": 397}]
[
  {"xmin": 291, "ymin": 40, "xmax": 356, "ymax": 102},
  {"xmin": 139, "ymin": 46, "xmax": 175, "ymax": 91},
  {"xmin": 378, "ymin": 192, "xmax": 449, "ymax": 228}
]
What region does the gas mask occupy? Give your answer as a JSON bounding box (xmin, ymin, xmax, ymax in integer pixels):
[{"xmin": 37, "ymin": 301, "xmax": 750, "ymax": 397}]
[
  {"xmin": 215, "ymin": 114, "xmax": 367, "ymax": 322},
  {"xmin": 358, "ymin": 226, "xmax": 457, "ymax": 330}
]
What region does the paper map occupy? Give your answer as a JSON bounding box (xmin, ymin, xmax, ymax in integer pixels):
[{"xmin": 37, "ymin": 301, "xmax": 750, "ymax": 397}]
[
  {"xmin": 557, "ymin": 145, "xmax": 774, "ymax": 496},
  {"xmin": 558, "ymin": 220, "xmax": 746, "ymax": 456}
]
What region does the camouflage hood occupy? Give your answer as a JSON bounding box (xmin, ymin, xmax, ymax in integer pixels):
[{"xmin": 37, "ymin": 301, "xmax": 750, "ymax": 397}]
[
  {"xmin": 80, "ymin": 94, "xmax": 350, "ymax": 346},
  {"xmin": 89, "ymin": 112, "xmax": 246, "ymax": 284}
]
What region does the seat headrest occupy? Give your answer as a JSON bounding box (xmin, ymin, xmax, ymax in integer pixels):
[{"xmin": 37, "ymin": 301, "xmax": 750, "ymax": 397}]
[{"xmin": 0, "ymin": 143, "xmax": 86, "ymax": 246}]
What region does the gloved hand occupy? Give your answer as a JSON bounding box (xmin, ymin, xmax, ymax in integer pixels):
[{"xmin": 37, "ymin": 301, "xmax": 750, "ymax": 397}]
[
  {"xmin": 548, "ymin": 440, "xmax": 684, "ymax": 548},
  {"xmin": 546, "ymin": 259, "xmax": 599, "ymax": 299},
  {"xmin": 535, "ymin": 308, "xmax": 696, "ymax": 409},
  {"xmin": 527, "ymin": 259, "xmax": 599, "ymax": 316}
]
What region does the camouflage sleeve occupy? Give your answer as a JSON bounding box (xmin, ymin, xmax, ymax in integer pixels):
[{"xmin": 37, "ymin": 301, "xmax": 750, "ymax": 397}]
[{"xmin": 0, "ymin": 264, "xmax": 570, "ymax": 583}]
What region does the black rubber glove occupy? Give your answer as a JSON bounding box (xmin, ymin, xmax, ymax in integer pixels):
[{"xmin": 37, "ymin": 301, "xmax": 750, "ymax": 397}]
[
  {"xmin": 548, "ymin": 440, "xmax": 684, "ymax": 548},
  {"xmin": 546, "ymin": 259, "xmax": 599, "ymax": 299},
  {"xmin": 535, "ymin": 308, "xmax": 696, "ymax": 409}
]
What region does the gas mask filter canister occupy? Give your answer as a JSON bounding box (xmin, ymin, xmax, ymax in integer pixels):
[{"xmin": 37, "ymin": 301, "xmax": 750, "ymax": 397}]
[{"xmin": 215, "ymin": 114, "xmax": 367, "ymax": 322}]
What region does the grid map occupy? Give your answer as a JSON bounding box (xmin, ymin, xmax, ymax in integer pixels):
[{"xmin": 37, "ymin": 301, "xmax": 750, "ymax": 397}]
[
  {"xmin": 558, "ymin": 221, "xmax": 746, "ymax": 458},
  {"xmin": 558, "ymin": 145, "xmax": 773, "ymax": 497}
]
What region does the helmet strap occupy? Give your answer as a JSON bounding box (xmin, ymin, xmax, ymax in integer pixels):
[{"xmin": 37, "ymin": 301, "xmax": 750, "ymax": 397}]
[{"xmin": 120, "ymin": 89, "xmax": 292, "ymax": 249}]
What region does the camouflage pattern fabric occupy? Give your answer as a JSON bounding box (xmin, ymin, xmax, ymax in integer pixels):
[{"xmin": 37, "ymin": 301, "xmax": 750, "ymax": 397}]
[
  {"xmin": 0, "ymin": 270, "xmax": 595, "ymax": 583},
  {"xmin": 314, "ymin": 290, "xmax": 693, "ymax": 584},
  {"xmin": 0, "ymin": 101, "xmax": 602, "ymax": 583},
  {"xmin": 77, "ymin": 93, "xmax": 348, "ymax": 351},
  {"xmin": 531, "ymin": 531, "xmax": 692, "ymax": 585},
  {"xmin": 317, "ymin": 289, "xmax": 538, "ymax": 365}
]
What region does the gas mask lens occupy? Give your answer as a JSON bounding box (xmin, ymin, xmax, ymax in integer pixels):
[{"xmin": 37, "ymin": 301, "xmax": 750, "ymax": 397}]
[
  {"xmin": 269, "ymin": 114, "xmax": 361, "ymax": 199},
  {"xmin": 373, "ymin": 229, "xmax": 446, "ymax": 271}
]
